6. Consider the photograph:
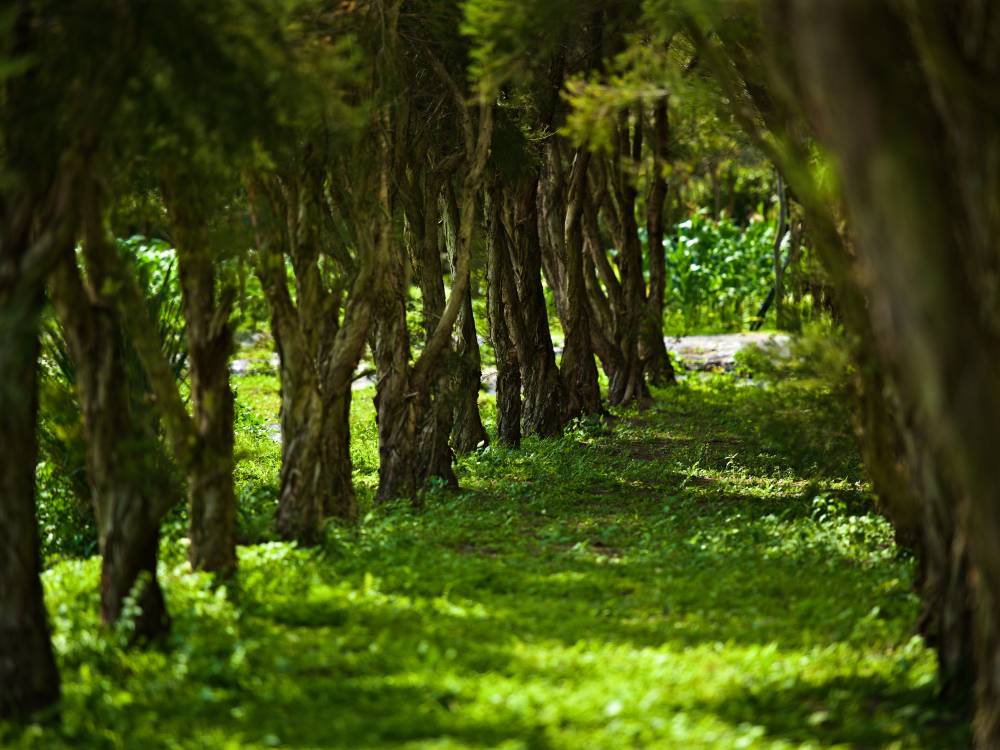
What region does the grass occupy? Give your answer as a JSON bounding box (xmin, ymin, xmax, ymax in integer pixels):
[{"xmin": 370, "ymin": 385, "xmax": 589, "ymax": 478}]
[{"xmin": 5, "ymin": 368, "xmax": 969, "ymax": 749}]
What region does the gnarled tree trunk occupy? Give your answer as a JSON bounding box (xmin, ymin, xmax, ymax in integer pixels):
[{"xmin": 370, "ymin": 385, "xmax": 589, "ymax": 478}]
[
  {"xmin": 504, "ymin": 176, "xmax": 568, "ymax": 437},
  {"xmin": 247, "ymin": 169, "xmax": 368, "ymax": 538},
  {"xmin": 485, "ymin": 181, "xmax": 522, "ymax": 447},
  {"xmin": 540, "ymin": 142, "xmax": 602, "ymax": 419},
  {"xmin": 442, "ymin": 186, "xmax": 489, "ymax": 453},
  {"xmin": 50, "ymin": 251, "xmax": 173, "ymax": 641}
]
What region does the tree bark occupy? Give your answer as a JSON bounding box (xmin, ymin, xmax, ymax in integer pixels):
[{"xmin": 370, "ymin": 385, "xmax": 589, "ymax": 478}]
[
  {"xmin": 163, "ymin": 184, "xmax": 237, "ymax": 576},
  {"xmin": 372, "ymin": 243, "xmax": 419, "ymax": 500},
  {"xmin": 485, "ymin": 182, "xmax": 522, "ymax": 447},
  {"xmin": 403, "ymin": 171, "xmax": 457, "ymax": 487},
  {"xmin": 604, "ymin": 109, "xmax": 651, "ymax": 406},
  {"xmin": 782, "ymin": 1, "xmax": 1000, "ymax": 741},
  {"xmin": 642, "ymin": 99, "xmax": 677, "ymax": 387},
  {"xmin": 50, "ymin": 251, "xmax": 174, "ymax": 641},
  {"xmin": 441, "ymin": 186, "xmax": 489, "ymax": 453},
  {"xmin": 247, "ymin": 170, "xmax": 366, "ymax": 537},
  {"xmin": 504, "ymin": 176, "xmax": 568, "ymax": 437},
  {"xmin": 540, "ymin": 142, "xmax": 603, "ymax": 419},
  {"xmin": 0, "ymin": 276, "xmax": 61, "ymax": 718},
  {"xmin": 374, "ymin": 98, "xmax": 493, "ymax": 500}
]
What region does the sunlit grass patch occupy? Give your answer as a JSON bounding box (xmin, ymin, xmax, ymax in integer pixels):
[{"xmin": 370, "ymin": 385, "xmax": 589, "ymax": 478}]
[{"xmin": 6, "ymin": 372, "xmax": 968, "ymax": 749}]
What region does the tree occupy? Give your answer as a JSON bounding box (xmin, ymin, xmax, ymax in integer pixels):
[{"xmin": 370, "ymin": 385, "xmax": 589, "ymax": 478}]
[{"xmin": 0, "ymin": 0, "xmax": 149, "ymax": 715}]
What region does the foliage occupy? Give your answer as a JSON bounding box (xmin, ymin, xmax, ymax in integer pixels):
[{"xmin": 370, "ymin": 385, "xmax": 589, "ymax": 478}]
[
  {"xmin": 6, "ymin": 369, "xmax": 968, "ymax": 748},
  {"xmin": 663, "ymin": 210, "xmax": 778, "ymax": 334},
  {"xmin": 733, "ymin": 322, "xmax": 853, "ymax": 392}
]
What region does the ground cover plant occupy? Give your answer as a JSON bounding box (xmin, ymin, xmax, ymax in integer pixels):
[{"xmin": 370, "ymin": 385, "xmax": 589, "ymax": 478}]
[{"xmin": 5, "ymin": 368, "xmax": 969, "ymax": 749}]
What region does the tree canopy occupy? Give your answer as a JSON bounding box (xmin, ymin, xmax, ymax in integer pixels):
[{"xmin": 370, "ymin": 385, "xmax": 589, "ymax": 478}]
[{"xmin": 3, "ymin": 0, "xmax": 1000, "ymax": 746}]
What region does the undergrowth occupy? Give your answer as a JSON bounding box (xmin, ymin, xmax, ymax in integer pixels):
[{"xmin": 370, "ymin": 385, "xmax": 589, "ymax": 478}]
[{"xmin": 7, "ymin": 367, "xmax": 969, "ymax": 749}]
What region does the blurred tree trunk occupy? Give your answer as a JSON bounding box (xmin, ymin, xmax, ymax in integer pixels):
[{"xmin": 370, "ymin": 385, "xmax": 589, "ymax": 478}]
[
  {"xmin": 690, "ymin": 9, "xmax": 981, "ymax": 716},
  {"xmin": 163, "ymin": 180, "xmax": 237, "ymax": 576},
  {"xmin": 0, "ymin": 244, "xmax": 61, "ymax": 717},
  {"xmin": 50, "ymin": 250, "xmax": 173, "ymax": 642},
  {"xmin": 775, "ymin": 1, "xmax": 1000, "ymax": 740}
]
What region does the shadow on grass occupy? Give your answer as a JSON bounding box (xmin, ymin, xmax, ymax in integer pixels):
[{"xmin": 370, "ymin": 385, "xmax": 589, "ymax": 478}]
[{"xmin": 698, "ymin": 673, "xmax": 970, "ymax": 748}]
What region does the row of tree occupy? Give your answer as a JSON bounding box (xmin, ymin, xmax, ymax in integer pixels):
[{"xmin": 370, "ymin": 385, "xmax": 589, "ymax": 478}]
[
  {"xmin": 5, "ymin": 0, "xmax": 1000, "ymax": 746},
  {"xmin": 0, "ymin": 0, "xmax": 689, "ymax": 720}
]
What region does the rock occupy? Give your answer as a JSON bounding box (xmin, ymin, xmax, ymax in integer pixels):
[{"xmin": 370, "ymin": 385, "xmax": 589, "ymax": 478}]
[
  {"xmin": 234, "ymin": 330, "xmax": 271, "ymax": 349},
  {"xmin": 481, "ymin": 367, "xmax": 498, "ymax": 395},
  {"xmin": 667, "ymin": 332, "xmax": 790, "ymax": 372}
]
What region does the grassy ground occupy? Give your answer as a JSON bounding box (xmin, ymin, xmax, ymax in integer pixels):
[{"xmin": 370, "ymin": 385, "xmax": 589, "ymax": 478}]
[{"xmin": 5, "ymin": 370, "xmax": 969, "ymax": 749}]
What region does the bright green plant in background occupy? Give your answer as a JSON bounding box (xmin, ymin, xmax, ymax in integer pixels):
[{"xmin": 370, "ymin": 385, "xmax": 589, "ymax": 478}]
[{"xmin": 662, "ymin": 210, "xmax": 779, "ymax": 335}]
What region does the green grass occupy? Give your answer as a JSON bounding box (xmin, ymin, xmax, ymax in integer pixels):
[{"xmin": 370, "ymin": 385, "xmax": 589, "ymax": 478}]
[{"xmin": 5, "ymin": 372, "xmax": 968, "ymax": 749}]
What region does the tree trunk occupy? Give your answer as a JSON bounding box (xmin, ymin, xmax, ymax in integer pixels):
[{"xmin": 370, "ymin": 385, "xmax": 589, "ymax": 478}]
[
  {"xmin": 605, "ymin": 110, "xmax": 650, "ymax": 406},
  {"xmin": 405, "ymin": 175, "xmax": 457, "ymax": 488},
  {"xmin": 540, "ymin": 142, "xmax": 602, "ymax": 419},
  {"xmin": 50, "ymin": 253, "xmax": 175, "ymax": 641},
  {"xmin": 851, "ymin": 347, "xmax": 974, "ymax": 701},
  {"xmin": 642, "ymin": 99, "xmax": 677, "ymax": 387},
  {"xmin": 175, "ymin": 246, "xmax": 236, "ymax": 576},
  {"xmin": 784, "ymin": 2, "xmax": 1000, "ymax": 741},
  {"xmin": 451, "ymin": 287, "xmax": 489, "ymax": 453},
  {"xmin": 162, "ymin": 173, "xmax": 239, "ymax": 574},
  {"xmin": 441, "ymin": 188, "xmax": 489, "ymax": 453},
  {"xmin": 0, "ymin": 280, "xmax": 60, "ymax": 718},
  {"xmin": 504, "ymin": 177, "xmax": 567, "ymax": 437},
  {"xmin": 372, "ymin": 275, "xmax": 419, "ymax": 500},
  {"xmin": 247, "ymin": 173, "xmax": 361, "ymax": 536},
  {"xmin": 485, "ymin": 182, "xmax": 522, "ymax": 447},
  {"xmin": 771, "ymin": 171, "xmax": 788, "ymax": 330}
]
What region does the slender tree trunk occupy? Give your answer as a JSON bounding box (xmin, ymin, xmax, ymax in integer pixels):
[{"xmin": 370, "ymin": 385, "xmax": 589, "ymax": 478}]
[
  {"xmin": 485, "ymin": 182, "xmax": 522, "ymax": 447},
  {"xmin": 442, "ymin": 188, "xmax": 489, "ymax": 452},
  {"xmin": 163, "ymin": 175, "xmax": 237, "ymax": 574},
  {"xmin": 605, "ymin": 110, "xmax": 650, "ymax": 406},
  {"xmin": 504, "ymin": 177, "xmax": 567, "ymax": 436},
  {"xmin": 0, "ymin": 280, "xmax": 60, "ymax": 718},
  {"xmin": 405, "ymin": 176, "xmax": 457, "ymax": 488},
  {"xmin": 642, "ymin": 99, "xmax": 677, "ymax": 386},
  {"xmin": 771, "ymin": 171, "xmax": 788, "ymax": 330},
  {"xmin": 372, "ymin": 265, "xmax": 419, "ymax": 500},
  {"xmin": 541, "ymin": 142, "xmax": 602, "ymax": 418},
  {"xmin": 451, "ymin": 285, "xmax": 489, "ymax": 452}
]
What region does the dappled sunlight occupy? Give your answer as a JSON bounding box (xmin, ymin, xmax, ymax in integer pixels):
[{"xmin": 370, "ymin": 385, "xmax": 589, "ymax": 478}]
[{"xmin": 12, "ymin": 376, "xmax": 964, "ymax": 749}]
